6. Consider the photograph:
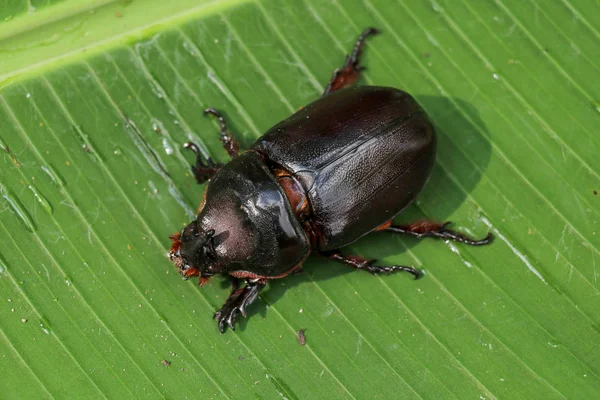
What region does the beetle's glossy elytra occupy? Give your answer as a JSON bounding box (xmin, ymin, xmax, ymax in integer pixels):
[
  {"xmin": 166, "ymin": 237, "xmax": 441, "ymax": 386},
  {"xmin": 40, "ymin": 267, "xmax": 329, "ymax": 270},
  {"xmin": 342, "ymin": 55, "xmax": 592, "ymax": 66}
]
[
  {"xmin": 168, "ymin": 28, "xmax": 492, "ymax": 333},
  {"xmin": 254, "ymin": 85, "xmax": 436, "ymax": 251}
]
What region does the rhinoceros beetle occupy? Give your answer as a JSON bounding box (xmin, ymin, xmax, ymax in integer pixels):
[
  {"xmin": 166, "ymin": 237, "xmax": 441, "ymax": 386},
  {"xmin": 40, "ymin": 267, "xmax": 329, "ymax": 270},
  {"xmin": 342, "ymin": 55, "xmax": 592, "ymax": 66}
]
[{"xmin": 168, "ymin": 28, "xmax": 492, "ymax": 333}]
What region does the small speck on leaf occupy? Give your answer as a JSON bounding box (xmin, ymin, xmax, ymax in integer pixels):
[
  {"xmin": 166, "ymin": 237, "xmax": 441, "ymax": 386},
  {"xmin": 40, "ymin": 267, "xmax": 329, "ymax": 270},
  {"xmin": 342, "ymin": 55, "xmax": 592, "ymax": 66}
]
[
  {"xmin": 4, "ymin": 146, "xmax": 20, "ymax": 167},
  {"xmin": 161, "ymin": 359, "xmax": 171, "ymax": 367},
  {"xmin": 297, "ymin": 329, "xmax": 307, "ymax": 346}
]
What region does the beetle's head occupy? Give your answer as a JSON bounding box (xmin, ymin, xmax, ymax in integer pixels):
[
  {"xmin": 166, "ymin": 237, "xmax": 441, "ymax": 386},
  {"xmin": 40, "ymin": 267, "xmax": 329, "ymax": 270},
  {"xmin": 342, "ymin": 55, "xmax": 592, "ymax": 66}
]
[{"xmin": 168, "ymin": 220, "xmax": 221, "ymax": 286}]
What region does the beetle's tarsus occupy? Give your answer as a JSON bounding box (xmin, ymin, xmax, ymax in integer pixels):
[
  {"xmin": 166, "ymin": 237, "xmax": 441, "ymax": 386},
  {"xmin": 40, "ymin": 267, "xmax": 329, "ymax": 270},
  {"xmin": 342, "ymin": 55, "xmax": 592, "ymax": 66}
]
[
  {"xmin": 213, "ymin": 279, "xmax": 266, "ymax": 333},
  {"xmin": 349, "ymin": 27, "xmax": 380, "ymax": 66},
  {"xmin": 183, "ymin": 142, "xmax": 222, "ymax": 184},
  {"xmin": 183, "ymin": 107, "xmax": 241, "ymax": 184},
  {"xmin": 385, "ymin": 221, "xmax": 493, "ymax": 246},
  {"xmin": 204, "ymin": 108, "xmax": 240, "ymax": 158},
  {"xmin": 364, "ymin": 262, "xmax": 421, "ymax": 278},
  {"xmin": 325, "ymin": 251, "xmax": 419, "ymax": 278},
  {"xmin": 322, "ymin": 27, "xmax": 380, "ymax": 96}
]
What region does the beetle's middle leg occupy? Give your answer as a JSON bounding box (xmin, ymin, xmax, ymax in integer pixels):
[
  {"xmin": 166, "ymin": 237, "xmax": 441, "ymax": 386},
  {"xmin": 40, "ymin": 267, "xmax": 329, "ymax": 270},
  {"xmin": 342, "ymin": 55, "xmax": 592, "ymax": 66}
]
[
  {"xmin": 323, "ymin": 250, "xmax": 421, "ymax": 279},
  {"xmin": 322, "ymin": 27, "xmax": 379, "ymax": 96},
  {"xmin": 183, "ymin": 108, "xmax": 240, "ymax": 184},
  {"xmin": 378, "ymin": 221, "xmax": 493, "ymax": 246},
  {"xmin": 204, "ymin": 108, "xmax": 239, "ymax": 158},
  {"xmin": 214, "ymin": 278, "xmax": 267, "ymax": 333}
]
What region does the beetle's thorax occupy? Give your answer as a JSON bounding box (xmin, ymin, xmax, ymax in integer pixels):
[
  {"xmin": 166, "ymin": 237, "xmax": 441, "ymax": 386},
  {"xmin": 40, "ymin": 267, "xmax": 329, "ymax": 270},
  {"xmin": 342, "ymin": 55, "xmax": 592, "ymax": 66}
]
[{"xmin": 168, "ymin": 151, "xmax": 311, "ymax": 283}]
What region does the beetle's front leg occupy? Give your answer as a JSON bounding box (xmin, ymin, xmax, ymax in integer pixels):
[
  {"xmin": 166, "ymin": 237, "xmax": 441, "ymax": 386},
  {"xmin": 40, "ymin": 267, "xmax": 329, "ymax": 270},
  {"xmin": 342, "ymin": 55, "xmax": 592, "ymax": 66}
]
[
  {"xmin": 322, "ymin": 27, "xmax": 379, "ymax": 96},
  {"xmin": 214, "ymin": 278, "xmax": 267, "ymax": 333},
  {"xmin": 382, "ymin": 221, "xmax": 493, "ymax": 246},
  {"xmin": 182, "ymin": 142, "xmax": 222, "ymax": 184},
  {"xmin": 323, "ymin": 251, "xmax": 422, "ymax": 279}
]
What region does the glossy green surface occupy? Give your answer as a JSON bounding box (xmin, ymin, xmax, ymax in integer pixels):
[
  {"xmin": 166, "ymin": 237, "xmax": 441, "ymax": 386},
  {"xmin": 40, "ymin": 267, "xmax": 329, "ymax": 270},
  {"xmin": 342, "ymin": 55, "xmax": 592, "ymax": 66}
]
[{"xmin": 1, "ymin": 0, "xmax": 599, "ymax": 398}]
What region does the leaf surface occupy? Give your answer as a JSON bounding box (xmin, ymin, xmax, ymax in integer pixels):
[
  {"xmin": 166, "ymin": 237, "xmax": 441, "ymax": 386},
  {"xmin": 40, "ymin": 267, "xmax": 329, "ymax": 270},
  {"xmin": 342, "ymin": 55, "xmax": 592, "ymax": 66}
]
[{"xmin": 1, "ymin": 0, "xmax": 599, "ymax": 398}]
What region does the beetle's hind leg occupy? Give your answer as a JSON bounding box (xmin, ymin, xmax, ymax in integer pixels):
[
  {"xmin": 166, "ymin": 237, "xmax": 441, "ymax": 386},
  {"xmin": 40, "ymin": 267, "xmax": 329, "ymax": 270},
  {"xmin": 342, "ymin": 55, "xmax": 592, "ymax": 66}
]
[
  {"xmin": 381, "ymin": 221, "xmax": 493, "ymax": 246},
  {"xmin": 322, "ymin": 27, "xmax": 379, "ymax": 96},
  {"xmin": 214, "ymin": 278, "xmax": 267, "ymax": 333},
  {"xmin": 324, "ymin": 251, "xmax": 422, "ymax": 279}
]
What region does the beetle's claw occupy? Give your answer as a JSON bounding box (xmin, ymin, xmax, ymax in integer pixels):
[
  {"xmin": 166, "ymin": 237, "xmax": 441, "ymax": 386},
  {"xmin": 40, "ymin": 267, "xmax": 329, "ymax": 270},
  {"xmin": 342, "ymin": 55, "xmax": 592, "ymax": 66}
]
[
  {"xmin": 213, "ymin": 281, "xmax": 266, "ymax": 333},
  {"xmin": 412, "ymin": 269, "xmax": 424, "ymax": 280},
  {"xmin": 440, "ymin": 221, "xmax": 453, "ymax": 230},
  {"xmin": 481, "ymin": 232, "xmax": 494, "ymax": 244},
  {"xmin": 214, "ymin": 310, "xmax": 234, "ymax": 334},
  {"xmin": 214, "ymin": 302, "xmax": 243, "ymax": 333},
  {"xmin": 223, "ymin": 310, "xmax": 237, "ymax": 332},
  {"xmin": 227, "ymin": 318, "xmax": 236, "ymax": 332},
  {"xmin": 204, "ymin": 107, "xmax": 222, "ymax": 119},
  {"xmin": 183, "ymin": 142, "xmax": 200, "ymax": 154},
  {"xmin": 364, "ymin": 27, "xmax": 380, "ymax": 36},
  {"xmin": 215, "ymin": 308, "xmax": 241, "ymax": 333},
  {"xmin": 216, "ymin": 317, "xmax": 227, "ymax": 334}
]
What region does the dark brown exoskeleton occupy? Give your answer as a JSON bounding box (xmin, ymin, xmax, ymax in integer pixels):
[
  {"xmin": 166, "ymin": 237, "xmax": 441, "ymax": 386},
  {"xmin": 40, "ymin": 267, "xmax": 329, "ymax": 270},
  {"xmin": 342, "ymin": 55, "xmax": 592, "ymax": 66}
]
[{"xmin": 169, "ymin": 28, "xmax": 492, "ymax": 333}]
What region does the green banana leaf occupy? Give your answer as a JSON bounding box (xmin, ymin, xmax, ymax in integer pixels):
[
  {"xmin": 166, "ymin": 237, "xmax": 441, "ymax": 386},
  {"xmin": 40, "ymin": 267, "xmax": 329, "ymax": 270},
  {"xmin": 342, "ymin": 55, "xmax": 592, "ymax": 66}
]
[{"xmin": 1, "ymin": 0, "xmax": 599, "ymax": 398}]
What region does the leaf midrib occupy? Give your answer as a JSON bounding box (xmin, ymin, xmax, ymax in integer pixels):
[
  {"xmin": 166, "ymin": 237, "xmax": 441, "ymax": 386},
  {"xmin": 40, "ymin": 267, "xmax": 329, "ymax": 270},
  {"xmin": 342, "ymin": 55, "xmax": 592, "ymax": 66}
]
[
  {"xmin": 0, "ymin": 0, "xmax": 116, "ymax": 42},
  {"xmin": 0, "ymin": 0, "xmax": 251, "ymax": 84}
]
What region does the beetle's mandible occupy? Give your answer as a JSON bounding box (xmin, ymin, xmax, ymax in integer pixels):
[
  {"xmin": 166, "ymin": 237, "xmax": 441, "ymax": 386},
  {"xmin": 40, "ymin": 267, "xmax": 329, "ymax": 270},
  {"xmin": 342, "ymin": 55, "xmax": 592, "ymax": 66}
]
[{"xmin": 168, "ymin": 28, "xmax": 492, "ymax": 333}]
